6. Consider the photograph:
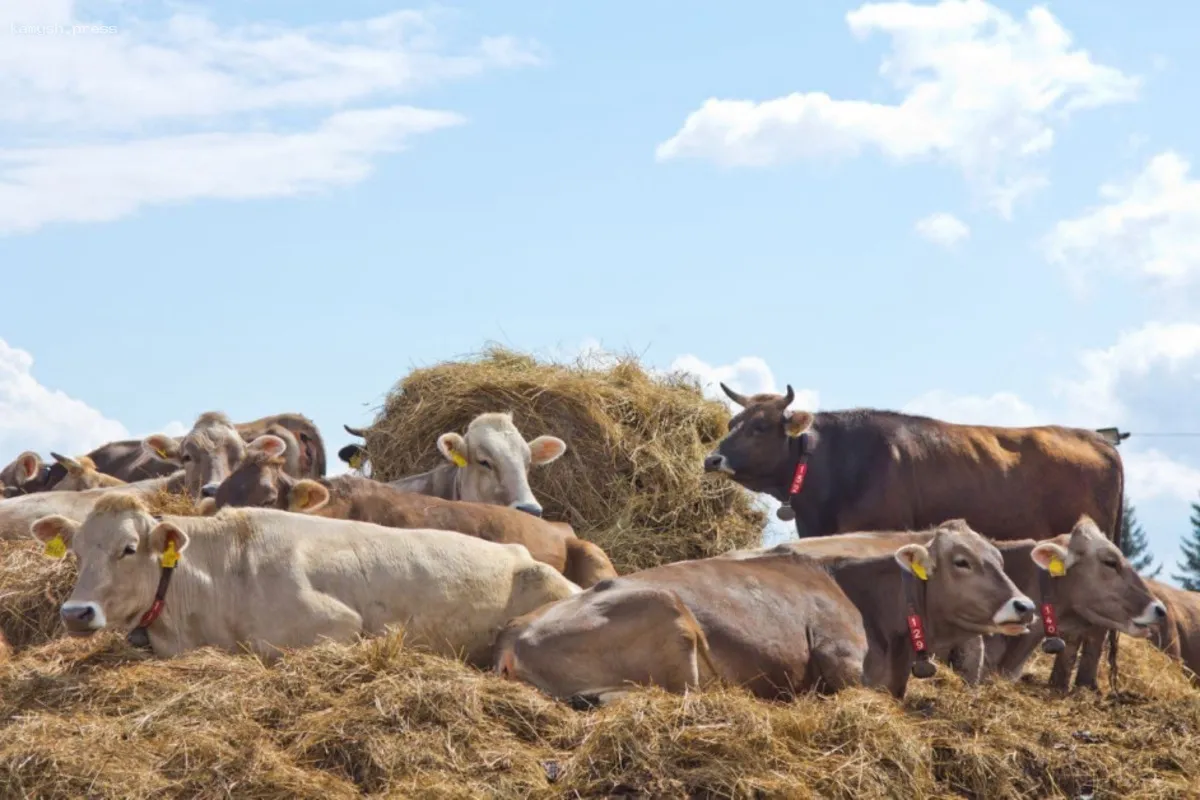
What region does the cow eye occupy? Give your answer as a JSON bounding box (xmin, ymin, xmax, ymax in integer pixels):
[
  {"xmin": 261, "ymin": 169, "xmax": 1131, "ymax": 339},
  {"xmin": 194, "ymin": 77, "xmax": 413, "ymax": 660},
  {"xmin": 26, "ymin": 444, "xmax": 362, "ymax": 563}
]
[
  {"xmin": 181, "ymin": 454, "xmax": 192, "ymax": 463},
  {"xmin": 478, "ymin": 459, "xmax": 492, "ymax": 470},
  {"xmin": 1104, "ymin": 559, "xmax": 1120, "ymax": 570},
  {"xmin": 953, "ymin": 556, "xmax": 971, "ymax": 570},
  {"xmin": 121, "ymin": 544, "xmax": 136, "ymax": 557}
]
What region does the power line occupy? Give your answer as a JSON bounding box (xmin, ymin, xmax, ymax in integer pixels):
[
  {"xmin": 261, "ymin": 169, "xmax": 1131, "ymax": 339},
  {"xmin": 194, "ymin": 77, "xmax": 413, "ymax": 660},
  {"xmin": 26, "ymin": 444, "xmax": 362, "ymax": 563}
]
[{"xmin": 1128, "ymin": 432, "xmax": 1200, "ymax": 438}]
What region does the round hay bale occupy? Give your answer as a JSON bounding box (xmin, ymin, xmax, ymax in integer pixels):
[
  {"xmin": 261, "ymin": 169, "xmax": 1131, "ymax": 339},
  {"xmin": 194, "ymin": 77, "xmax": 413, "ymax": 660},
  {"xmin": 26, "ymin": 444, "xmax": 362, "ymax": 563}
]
[{"xmin": 359, "ymin": 345, "xmax": 767, "ymax": 572}]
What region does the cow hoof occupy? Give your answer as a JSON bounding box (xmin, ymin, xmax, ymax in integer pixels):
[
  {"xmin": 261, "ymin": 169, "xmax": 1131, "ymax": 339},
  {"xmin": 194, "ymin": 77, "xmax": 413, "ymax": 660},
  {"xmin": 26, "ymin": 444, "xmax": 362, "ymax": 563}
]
[
  {"xmin": 911, "ymin": 659, "xmax": 938, "ymax": 679},
  {"xmin": 1041, "ymin": 636, "xmax": 1066, "ymax": 654}
]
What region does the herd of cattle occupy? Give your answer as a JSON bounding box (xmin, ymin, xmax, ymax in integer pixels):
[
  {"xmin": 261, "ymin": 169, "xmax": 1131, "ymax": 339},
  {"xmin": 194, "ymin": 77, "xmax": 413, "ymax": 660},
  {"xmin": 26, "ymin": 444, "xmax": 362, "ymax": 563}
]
[{"xmin": 0, "ymin": 383, "xmax": 1197, "ymax": 709}]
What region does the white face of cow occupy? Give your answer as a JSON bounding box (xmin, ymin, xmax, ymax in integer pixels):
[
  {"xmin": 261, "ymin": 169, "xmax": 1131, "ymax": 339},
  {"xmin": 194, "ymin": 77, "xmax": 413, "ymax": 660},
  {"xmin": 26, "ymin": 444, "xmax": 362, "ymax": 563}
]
[
  {"xmin": 143, "ymin": 412, "xmax": 248, "ymax": 499},
  {"xmin": 30, "ymin": 500, "xmax": 190, "ymax": 636},
  {"xmin": 436, "ymin": 412, "xmax": 567, "ymax": 517}
]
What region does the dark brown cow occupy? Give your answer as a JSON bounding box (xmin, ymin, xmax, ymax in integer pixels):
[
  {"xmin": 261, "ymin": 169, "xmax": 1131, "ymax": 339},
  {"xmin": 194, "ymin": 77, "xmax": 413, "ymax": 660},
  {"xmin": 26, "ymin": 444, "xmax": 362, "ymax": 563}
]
[
  {"xmin": 0, "ymin": 451, "xmax": 54, "ymax": 498},
  {"xmin": 203, "ymin": 433, "xmax": 617, "ymax": 589},
  {"xmin": 702, "ymin": 384, "xmax": 1125, "ymax": 692},
  {"xmin": 1145, "ymin": 578, "xmax": 1200, "ymax": 684},
  {"xmin": 496, "ymin": 521, "xmax": 1034, "ymax": 704}
]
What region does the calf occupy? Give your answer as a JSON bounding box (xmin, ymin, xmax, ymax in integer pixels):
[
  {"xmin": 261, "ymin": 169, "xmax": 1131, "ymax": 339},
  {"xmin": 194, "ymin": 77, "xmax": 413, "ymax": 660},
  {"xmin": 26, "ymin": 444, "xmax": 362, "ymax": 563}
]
[
  {"xmin": 31, "ymin": 493, "xmax": 581, "ymax": 664},
  {"xmin": 203, "ymin": 433, "xmax": 617, "ymax": 588},
  {"xmin": 496, "ymin": 522, "xmax": 1034, "ymax": 703},
  {"xmin": 48, "ymin": 453, "xmax": 127, "ymax": 492},
  {"xmin": 1, "ymin": 473, "xmax": 186, "ymax": 541},
  {"xmin": 1144, "ymin": 578, "xmax": 1200, "ymax": 685},
  {"xmin": 342, "ymin": 412, "xmax": 567, "ymax": 516}
]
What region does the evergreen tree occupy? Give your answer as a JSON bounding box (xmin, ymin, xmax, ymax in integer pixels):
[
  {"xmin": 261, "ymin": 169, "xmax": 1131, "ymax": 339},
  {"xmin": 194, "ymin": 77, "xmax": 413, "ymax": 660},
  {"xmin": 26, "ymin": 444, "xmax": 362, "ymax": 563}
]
[
  {"xmin": 1120, "ymin": 501, "xmax": 1162, "ymax": 578},
  {"xmin": 1174, "ymin": 494, "xmax": 1200, "ymax": 592}
]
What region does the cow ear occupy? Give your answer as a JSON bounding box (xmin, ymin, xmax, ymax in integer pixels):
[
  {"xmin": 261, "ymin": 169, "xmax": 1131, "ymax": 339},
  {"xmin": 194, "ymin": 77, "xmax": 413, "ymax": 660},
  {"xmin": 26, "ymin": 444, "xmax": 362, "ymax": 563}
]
[
  {"xmin": 783, "ymin": 410, "xmax": 814, "ymax": 438},
  {"xmin": 249, "ymin": 434, "xmax": 288, "ymax": 460},
  {"xmin": 288, "ymin": 479, "xmax": 330, "ymax": 513},
  {"xmin": 143, "ymin": 434, "xmax": 181, "ymax": 463},
  {"xmin": 149, "ymin": 522, "xmax": 190, "ymax": 562},
  {"xmin": 437, "ymin": 432, "xmax": 468, "ymax": 468},
  {"xmin": 16, "ymin": 452, "xmax": 44, "ymax": 485},
  {"xmin": 1031, "ymin": 542, "xmax": 1074, "ymax": 574},
  {"xmin": 528, "ymin": 435, "xmax": 567, "ymax": 466},
  {"xmin": 31, "ymin": 515, "xmax": 81, "ymax": 553},
  {"xmin": 197, "ymin": 497, "xmax": 217, "ymax": 516},
  {"xmin": 895, "ymin": 544, "xmax": 934, "ymax": 580}
]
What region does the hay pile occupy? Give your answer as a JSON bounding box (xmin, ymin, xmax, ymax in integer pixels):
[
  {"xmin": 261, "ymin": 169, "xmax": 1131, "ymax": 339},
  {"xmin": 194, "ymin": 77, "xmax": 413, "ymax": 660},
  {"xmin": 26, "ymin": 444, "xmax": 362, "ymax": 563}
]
[
  {"xmin": 2, "ymin": 492, "xmax": 1199, "ymax": 797},
  {"xmin": 0, "ymin": 600, "xmax": 1196, "ymax": 798},
  {"xmin": 358, "ymin": 345, "xmax": 766, "ymax": 572}
]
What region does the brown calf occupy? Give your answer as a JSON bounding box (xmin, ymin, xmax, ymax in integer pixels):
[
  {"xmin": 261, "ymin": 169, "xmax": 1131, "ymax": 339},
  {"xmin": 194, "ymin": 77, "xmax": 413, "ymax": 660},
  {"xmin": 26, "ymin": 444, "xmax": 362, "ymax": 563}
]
[
  {"xmin": 204, "ymin": 433, "xmax": 616, "ymax": 589},
  {"xmin": 48, "ymin": 453, "xmax": 127, "ymax": 492}
]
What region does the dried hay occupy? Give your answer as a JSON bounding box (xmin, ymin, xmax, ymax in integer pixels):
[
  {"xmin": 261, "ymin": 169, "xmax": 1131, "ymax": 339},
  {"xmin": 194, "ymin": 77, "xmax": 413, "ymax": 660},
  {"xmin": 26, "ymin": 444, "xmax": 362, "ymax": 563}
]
[
  {"xmin": 0, "ymin": 626, "xmax": 1196, "ymax": 799},
  {"xmin": 359, "ymin": 345, "xmax": 766, "ymax": 571}
]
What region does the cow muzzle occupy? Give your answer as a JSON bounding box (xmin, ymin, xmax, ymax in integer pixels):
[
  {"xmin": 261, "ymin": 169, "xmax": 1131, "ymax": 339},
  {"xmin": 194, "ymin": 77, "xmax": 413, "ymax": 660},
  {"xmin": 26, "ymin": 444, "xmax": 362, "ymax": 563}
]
[
  {"xmin": 1130, "ymin": 600, "xmax": 1168, "ymax": 636},
  {"xmin": 703, "ymin": 453, "xmax": 733, "ymax": 475},
  {"xmin": 60, "ymin": 601, "xmax": 106, "ymax": 635},
  {"xmin": 992, "ymin": 596, "xmax": 1036, "ymax": 634},
  {"xmin": 200, "ymin": 482, "xmax": 220, "ymax": 498}
]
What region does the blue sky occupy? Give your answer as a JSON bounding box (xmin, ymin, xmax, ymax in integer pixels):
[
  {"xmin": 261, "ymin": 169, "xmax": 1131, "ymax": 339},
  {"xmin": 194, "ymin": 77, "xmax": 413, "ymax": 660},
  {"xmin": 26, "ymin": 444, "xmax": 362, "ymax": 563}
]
[{"xmin": 2, "ymin": 0, "xmax": 1199, "ymax": 581}]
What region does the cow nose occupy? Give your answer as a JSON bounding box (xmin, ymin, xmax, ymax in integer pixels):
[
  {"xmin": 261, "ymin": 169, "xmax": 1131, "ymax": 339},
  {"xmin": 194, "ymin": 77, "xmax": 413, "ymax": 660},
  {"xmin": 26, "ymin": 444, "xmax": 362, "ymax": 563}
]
[
  {"xmin": 514, "ymin": 503, "xmax": 543, "ymax": 518},
  {"xmin": 1153, "ymin": 601, "xmax": 1167, "ymax": 620},
  {"xmin": 703, "ymin": 453, "xmax": 726, "ymax": 473},
  {"xmin": 61, "ymin": 604, "xmax": 94, "ymax": 624},
  {"xmin": 200, "ymin": 483, "xmax": 219, "ymax": 498},
  {"xmin": 1012, "ymin": 598, "xmax": 1034, "ymax": 615}
]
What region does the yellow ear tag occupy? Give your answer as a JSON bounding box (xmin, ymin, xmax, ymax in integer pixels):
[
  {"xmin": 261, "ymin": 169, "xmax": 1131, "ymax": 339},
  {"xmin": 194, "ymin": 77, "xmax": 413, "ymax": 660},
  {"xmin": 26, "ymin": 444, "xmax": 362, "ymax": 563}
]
[
  {"xmin": 911, "ymin": 562, "xmax": 929, "ymax": 581},
  {"xmin": 449, "ymin": 452, "xmax": 468, "ymax": 468},
  {"xmin": 160, "ymin": 540, "xmax": 180, "ymax": 569},
  {"xmin": 154, "ymin": 447, "xmax": 169, "ymax": 460},
  {"xmin": 1048, "ymin": 556, "xmax": 1066, "ymax": 577},
  {"xmin": 348, "ymin": 452, "xmax": 363, "ymax": 469},
  {"xmin": 44, "ymin": 534, "xmax": 67, "ymax": 559}
]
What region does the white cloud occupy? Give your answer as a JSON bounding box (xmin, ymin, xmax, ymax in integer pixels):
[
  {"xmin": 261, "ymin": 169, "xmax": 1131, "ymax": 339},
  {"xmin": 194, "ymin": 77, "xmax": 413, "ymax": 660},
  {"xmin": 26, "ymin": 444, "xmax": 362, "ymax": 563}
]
[
  {"xmin": 1122, "ymin": 449, "xmax": 1200, "ymax": 504},
  {"xmin": 1043, "ymin": 151, "xmax": 1200, "ymax": 290},
  {"xmin": 655, "ymin": 0, "xmax": 1138, "ymax": 216},
  {"xmin": 670, "ymin": 354, "xmax": 819, "ymax": 412},
  {"xmin": 0, "ymin": 338, "xmax": 128, "ymax": 461},
  {"xmin": 914, "ymin": 212, "xmax": 970, "ymax": 248},
  {"xmin": 0, "ymin": 107, "xmax": 461, "ymax": 235},
  {"xmin": 903, "ymin": 389, "xmax": 1048, "ymax": 427},
  {"xmin": 0, "ymin": 2, "xmax": 537, "ymax": 235}
]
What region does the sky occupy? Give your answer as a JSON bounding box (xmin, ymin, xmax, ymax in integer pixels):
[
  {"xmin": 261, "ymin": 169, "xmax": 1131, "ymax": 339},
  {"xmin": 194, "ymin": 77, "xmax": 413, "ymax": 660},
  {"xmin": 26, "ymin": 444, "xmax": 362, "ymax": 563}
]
[{"xmin": 2, "ymin": 0, "xmax": 1199, "ymax": 582}]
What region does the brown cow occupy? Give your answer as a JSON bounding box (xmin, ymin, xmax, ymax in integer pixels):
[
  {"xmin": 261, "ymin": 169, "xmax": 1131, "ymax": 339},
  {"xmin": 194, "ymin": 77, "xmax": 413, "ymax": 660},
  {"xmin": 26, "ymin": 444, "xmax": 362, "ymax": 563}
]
[
  {"xmin": 202, "ymin": 433, "xmax": 617, "ymax": 589},
  {"xmin": 496, "ymin": 521, "xmax": 1034, "ymax": 704},
  {"xmin": 48, "ymin": 453, "xmax": 127, "ymax": 492},
  {"xmin": 740, "ymin": 518, "xmax": 1165, "ymax": 687},
  {"xmin": 1145, "ymin": 578, "xmax": 1200, "ymax": 684},
  {"xmin": 0, "ymin": 451, "xmax": 54, "ymax": 498},
  {"xmin": 702, "ymin": 385, "xmax": 1125, "ymax": 692}
]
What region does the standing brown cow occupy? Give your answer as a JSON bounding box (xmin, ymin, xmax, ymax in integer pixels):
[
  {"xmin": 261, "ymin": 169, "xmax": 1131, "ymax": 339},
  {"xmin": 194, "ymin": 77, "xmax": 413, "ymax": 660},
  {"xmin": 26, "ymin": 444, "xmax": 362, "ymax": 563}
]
[{"xmin": 702, "ymin": 384, "xmax": 1125, "ymax": 692}]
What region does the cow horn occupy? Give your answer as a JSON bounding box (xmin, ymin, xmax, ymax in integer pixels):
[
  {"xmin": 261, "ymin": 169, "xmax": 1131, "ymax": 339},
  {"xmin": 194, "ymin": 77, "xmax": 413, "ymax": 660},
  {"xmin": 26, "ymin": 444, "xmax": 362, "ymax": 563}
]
[
  {"xmin": 779, "ymin": 384, "xmax": 795, "ymax": 408},
  {"xmin": 719, "ymin": 382, "xmax": 749, "ymax": 407},
  {"xmin": 344, "ymin": 424, "xmax": 367, "ymax": 437}
]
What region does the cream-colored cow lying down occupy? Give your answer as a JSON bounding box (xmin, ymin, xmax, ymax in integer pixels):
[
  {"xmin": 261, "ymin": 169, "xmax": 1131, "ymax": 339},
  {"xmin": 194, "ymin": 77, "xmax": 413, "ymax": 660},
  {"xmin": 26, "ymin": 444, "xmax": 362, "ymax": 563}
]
[{"xmin": 31, "ymin": 494, "xmax": 581, "ymax": 664}]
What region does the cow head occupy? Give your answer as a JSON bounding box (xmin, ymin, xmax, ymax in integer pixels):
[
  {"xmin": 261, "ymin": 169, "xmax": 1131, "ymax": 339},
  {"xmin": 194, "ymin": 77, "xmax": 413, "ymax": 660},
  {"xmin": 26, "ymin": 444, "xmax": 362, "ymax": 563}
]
[
  {"xmin": 703, "ymin": 384, "xmax": 814, "ymax": 491},
  {"xmin": 48, "ymin": 453, "xmax": 127, "ymax": 492},
  {"xmin": 206, "ymin": 432, "xmax": 324, "ymax": 514},
  {"xmin": 1030, "ymin": 515, "xmax": 1167, "ymax": 638},
  {"xmin": 1, "ymin": 451, "xmax": 53, "ymax": 497},
  {"xmin": 31, "ymin": 493, "xmax": 189, "ymax": 637},
  {"xmin": 338, "ymin": 424, "xmax": 370, "ymax": 472},
  {"xmin": 895, "ymin": 519, "xmax": 1036, "ymax": 638},
  {"xmin": 142, "ymin": 412, "xmax": 248, "ymax": 499},
  {"xmin": 438, "ymin": 412, "xmax": 566, "ymax": 517}
]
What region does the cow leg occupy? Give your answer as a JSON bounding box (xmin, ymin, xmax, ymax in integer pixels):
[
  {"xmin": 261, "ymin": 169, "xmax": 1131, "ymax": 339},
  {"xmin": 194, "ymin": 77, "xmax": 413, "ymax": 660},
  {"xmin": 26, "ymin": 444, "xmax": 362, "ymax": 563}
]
[
  {"xmin": 808, "ymin": 631, "xmax": 866, "ymax": 693},
  {"xmin": 1048, "ymin": 635, "xmax": 1083, "ymax": 691},
  {"xmin": 943, "ymin": 637, "xmax": 984, "ymax": 685},
  {"xmin": 291, "ymin": 593, "xmax": 364, "ymax": 649},
  {"xmin": 1071, "ymin": 628, "xmax": 1108, "ymax": 691},
  {"xmin": 988, "ymin": 631, "xmax": 1042, "ymax": 682}
]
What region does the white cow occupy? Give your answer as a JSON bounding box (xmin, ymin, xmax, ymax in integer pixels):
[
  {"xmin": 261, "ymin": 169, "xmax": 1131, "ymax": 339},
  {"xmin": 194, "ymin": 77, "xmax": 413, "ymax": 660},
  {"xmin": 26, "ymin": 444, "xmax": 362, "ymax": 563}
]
[{"xmin": 31, "ymin": 493, "xmax": 582, "ymax": 663}]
